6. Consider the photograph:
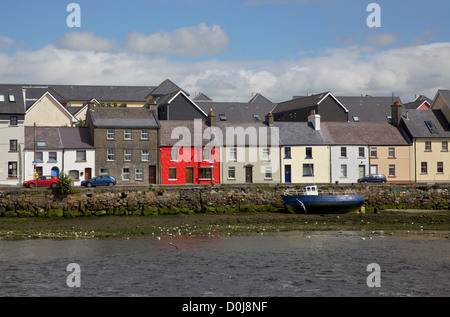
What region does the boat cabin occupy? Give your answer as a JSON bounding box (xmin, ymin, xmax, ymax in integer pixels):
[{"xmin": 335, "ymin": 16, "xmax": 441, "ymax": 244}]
[{"xmin": 302, "ymin": 185, "xmax": 319, "ymax": 195}]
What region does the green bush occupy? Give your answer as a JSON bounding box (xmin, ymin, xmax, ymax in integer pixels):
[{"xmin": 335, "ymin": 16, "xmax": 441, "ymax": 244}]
[{"xmin": 55, "ymin": 171, "xmax": 75, "ymax": 195}]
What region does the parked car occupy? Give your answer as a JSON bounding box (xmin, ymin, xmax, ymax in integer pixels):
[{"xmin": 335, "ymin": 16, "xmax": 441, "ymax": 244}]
[
  {"xmin": 23, "ymin": 175, "xmax": 59, "ymax": 188},
  {"xmin": 358, "ymin": 174, "xmax": 387, "ymax": 183},
  {"xmin": 81, "ymin": 175, "xmax": 117, "ymax": 187}
]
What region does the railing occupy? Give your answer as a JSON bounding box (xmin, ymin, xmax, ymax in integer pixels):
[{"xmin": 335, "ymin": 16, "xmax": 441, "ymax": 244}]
[{"xmin": 283, "ymin": 188, "xmax": 359, "ymax": 196}]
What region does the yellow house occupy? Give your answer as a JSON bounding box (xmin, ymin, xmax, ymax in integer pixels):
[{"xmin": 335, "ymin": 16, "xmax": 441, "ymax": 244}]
[
  {"xmin": 276, "ymin": 114, "xmax": 330, "ymax": 184},
  {"xmin": 400, "ymin": 107, "xmax": 450, "ymax": 183},
  {"xmin": 25, "ymin": 92, "xmax": 78, "ymax": 126}
]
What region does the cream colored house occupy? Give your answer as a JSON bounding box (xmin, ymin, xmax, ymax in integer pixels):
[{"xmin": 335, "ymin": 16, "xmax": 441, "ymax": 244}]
[
  {"xmin": 25, "ymin": 92, "xmax": 78, "ymax": 126},
  {"xmin": 276, "ymin": 113, "xmax": 330, "ymax": 184}
]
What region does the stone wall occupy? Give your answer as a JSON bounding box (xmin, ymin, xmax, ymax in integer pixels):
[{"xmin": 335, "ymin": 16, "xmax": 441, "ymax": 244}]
[{"xmin": 0, "ymin": 184, "xmax": 449, "ymax": 217}]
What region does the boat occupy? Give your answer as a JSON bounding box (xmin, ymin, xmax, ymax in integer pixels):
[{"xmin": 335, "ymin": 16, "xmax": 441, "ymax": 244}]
[{"xmin": 281, "ymin": 185, "xmax": 365, "ymax": 214}]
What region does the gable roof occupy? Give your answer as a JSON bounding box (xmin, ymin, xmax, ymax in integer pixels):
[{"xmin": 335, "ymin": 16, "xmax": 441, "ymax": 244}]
[
  {"xmin": 24, "ymin": 127, "xmax": 93, "ymax": 150},
  {"xmin": 88, "ymin": 107, "xmax": 160, "ymax": 129},
  {"xmin": 193, "ymin": 92, "xmax": 213, "ymax": 102},
  {"xmin": 147, "ymin": 79, "xmax": 188, "ymax": 97},
  {"xmin": 159, "ymin": 120, "xmax": 211, "ymax": 147},
  {"xmin": 273, "ymin": 92, "xmax": 348, "ymax": 114},
  {"xmin": 401, "ymin": 109, "xmax": 450, "ymax": 139},
  {"xmin": 248, "ymin": 93, "xmax": 272, "ymax": 104},
  {"xmin": 275, "ymin": 122, "xmax": 325, "ymax": 146},
  {"xmin": 321, "ymin": 122, "xmax": 409, "ymax": 146},
  {"xmin": 0, "ymin": 84, "xmax": 25, "ymax": 115},
  {"xmin": 26, "ymin": 91, "xmax": 78, "ymax": 123},
  {"xmin": 336, "ymin": 95, "xmax": 402, "ymax": 122},
  {"xmin": 196, "ymin": 101, "xmax": 276, "ymax": 123}
]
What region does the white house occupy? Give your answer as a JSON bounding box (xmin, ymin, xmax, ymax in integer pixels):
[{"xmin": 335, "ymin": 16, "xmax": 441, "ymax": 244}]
[{"xmin": 24, "ymin": 127, "xmax": 95, "ymax": 185}]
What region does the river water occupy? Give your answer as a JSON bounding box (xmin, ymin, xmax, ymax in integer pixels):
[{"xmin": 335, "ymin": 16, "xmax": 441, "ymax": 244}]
[{"xmin": 0, "ymin": 231, "xmax": 448, "ymax": 297}]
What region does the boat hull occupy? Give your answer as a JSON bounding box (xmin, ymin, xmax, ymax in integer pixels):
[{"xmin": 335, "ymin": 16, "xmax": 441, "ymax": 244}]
[{"xmin": 281, "ymin": 194, "xmax": 365, "ymax": 214}]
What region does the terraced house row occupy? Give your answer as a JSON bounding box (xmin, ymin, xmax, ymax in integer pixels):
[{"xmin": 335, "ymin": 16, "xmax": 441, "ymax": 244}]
[{"xmin": 1, "ymin": 79, "xmax": 450, "ymax": 186}]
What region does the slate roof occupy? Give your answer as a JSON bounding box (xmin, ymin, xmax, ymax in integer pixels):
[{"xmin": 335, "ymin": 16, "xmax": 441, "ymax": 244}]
[
  {"xmin": 336, "ymin": 95, "xmax": 402, "ymax": 122},
  {"xmin": 24, "ymin": 127, "xmax": 93, "ymax": 150},
  {"xmin": 193, "ymin": 92, "xmax": 213, "ymax": 102},
  {"xmin": 0, "ymin": 84, "xmax": 25, "ymax": 114},
  {"xmin": 159, "ymin": 120, "xmax": 211, "ymax": 147},
  {"xmin": 274, "ymin": 122, "xmax": 326, "ymax": 146},
  {"xmin": 88, "ymin": 107, "xmax": 159, "ymax": 129},
  {"xmin": 401, "ymin": 109, "xmax": 450, "ymax": 139},
  {"xmin": 215, "ymin": 121, "xmax": 278, "ymax": 146},
  {"xmin": 147, "ymin": 79, "xmax": 188, "ymax": 97},
  {"xmin": 320, "ymin": 122, "xmax": 409, "ymax": 146},
  {"xmin": 196, "ymin": 101, "xmax": 276, "ymax": 123},
  {"xmin": 273, "ymin": 92, "xmax": 334, "ymax": 113}
]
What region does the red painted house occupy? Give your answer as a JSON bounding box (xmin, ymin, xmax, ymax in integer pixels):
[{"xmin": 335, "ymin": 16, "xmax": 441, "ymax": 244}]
[{"xmin": 159, "ymin": 120, "xmax": 220, "ymax": 185}]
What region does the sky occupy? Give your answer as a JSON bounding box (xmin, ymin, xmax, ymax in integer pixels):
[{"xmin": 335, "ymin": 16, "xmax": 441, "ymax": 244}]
[{"xmin": 0, "ymin": 0, "xmax": 449, "ymax": 102}]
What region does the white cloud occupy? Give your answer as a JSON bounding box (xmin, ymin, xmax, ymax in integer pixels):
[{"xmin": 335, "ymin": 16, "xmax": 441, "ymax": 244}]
[
  {"xmin": 0, "ymin": 42, "xmax": 449, "ymax": 103},
  {"xmin": 53, "ymin": 31, "xmax": 116, "ymax": 52},
  {"xmin": 122, "ymin": 23, "xmax": 231, "ymax": 56},
  {"xmin": 0, "ymin": 36, "xmax": 14, "ymax": 49},
  {"xmin": 366, "ymin": 32, "xmax": 399, "ymax": 46}
]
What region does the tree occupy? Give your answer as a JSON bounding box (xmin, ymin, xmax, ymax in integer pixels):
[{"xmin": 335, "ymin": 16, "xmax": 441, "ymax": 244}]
[{"xmin": 55, "ymin": 171, "xmax": 75, "ymax": 195}]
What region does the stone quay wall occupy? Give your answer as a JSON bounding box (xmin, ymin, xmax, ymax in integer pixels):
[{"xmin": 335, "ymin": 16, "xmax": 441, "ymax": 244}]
[{"xmin": 0, "ymin": 184, "xmax": 449, "ymax": 217}]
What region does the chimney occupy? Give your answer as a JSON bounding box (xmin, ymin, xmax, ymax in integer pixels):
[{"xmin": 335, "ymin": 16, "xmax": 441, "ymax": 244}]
[
  {"xmin": 208, "ymin": 108, "xmax": 216, "ymax": 127},
  {"xmin": 308, "ymin": 110, "xmax": 321, "ymax": 130},
  {"xmin": 391, "ymin": 100, "xmax": 402, "ymax": 127},
  {"xmin": 265, "ymin": 112, "xmax": 274, "ymax": 127}
]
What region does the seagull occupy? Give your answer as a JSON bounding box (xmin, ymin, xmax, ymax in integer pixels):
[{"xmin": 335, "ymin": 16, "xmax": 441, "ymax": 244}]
[{"xmin": 168, "ymin": 234, "xmax": 178, "ymax": 250}]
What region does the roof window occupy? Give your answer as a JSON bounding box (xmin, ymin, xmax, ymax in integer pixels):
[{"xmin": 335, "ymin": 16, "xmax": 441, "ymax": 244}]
[
  {"xmin": 0, "ymin": 95, "xmax": 4, "ymax": 102},
  {"xmin": 9, "ymin": 95, "xmax": 15, "ymax": 102},
  {"xmin": 353, "ymin": 116, "xmax": 360, "ymax": 122},
  {"xmin": 253, "ymin": 114, "xmax": 261, "ymax": 121},
  {"xmin": 425, "ymin": 121, "xmax": 438, "ymax": 134},
  {"xmin": 36, "ymin": 141, "xmax": 47, "ymax": 147},
  {"xmin": 219, "ymin": 114, "xmax": 227, "ymax": 121}
]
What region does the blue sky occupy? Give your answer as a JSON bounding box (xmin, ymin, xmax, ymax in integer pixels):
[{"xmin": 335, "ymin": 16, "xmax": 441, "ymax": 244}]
[{"xmin": 1, "ymin": 0, "xmax": 449, "ymax": 102}]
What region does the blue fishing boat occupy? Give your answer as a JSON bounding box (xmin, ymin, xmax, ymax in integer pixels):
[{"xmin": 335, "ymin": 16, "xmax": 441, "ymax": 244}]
[{"xmin": 281, "ymin": 185, "xmax": 365, "ymax": 214}]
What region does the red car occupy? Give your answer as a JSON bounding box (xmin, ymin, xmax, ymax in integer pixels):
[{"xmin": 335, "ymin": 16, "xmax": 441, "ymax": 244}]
[{"xmin": 23, "ymin": 175, "xmax": 59, "ymax": 188}]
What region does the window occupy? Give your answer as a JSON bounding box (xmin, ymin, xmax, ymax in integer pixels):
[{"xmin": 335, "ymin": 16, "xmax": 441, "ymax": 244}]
[
  {"xmin": 135, "ymin": 168, "xmax": 144, "ymax": 181},
  {"xmin": 358, "ymin": 147, "xmax": 365, "ymax": 158},
  {"xmin": 389, "ymin": 164, "xmax": 396, "ymax": 177},
  {"xmin": 69, "ymin": 170, "xmax": 79, "ymax": 180},
  {"xmin": 122, "ymin": 168, "xmax": 130, "ymax": 181},
  {"xmin": 141, "ymin": 150, "xmax": 149, "ymax": 162},
  {"xmin": 341, "ymin": 164, "xmax": 347, "ymax": 177},
  {"xmin": 425, "ymin": 141, "xmax": 432, "ymax": 152},
  {"xmin": 421, "ymin": 162, "xmax": 428, "ymax": 174},
  {"xmin": 49, "ymin": 152, "xmax": 57, "ymax": 161},
  {"xmin": 107, "ymin": 129, "xmax": 115, "ymax": 140},
  {"xmin": 303, "ymin": 164, "xmax": 314, "ymax": 177},
  {"xmin": 388, "ymin": 147, "xmax": 395, "ymax": 158},
  {"xmin": 437, "ymin": 162, "xmax": 444, "ymax": 174},
  {"xmin": 170, "ymin": 148, "xmax": 178, "ymax": 161},
  {"xmin": 371, "ymin": 147, "xmax": 377, "ymax": 158},
  {"xmin": 228, "ymin": 167, "xmax": 236, "ymax": 179},
  {"xmin": 203, "ymin": 147, "xmax": 210, "ymax": 161},
  {"xmin": 107, "ymin": 149, "xmax": 115, "ymax": 161},
  {"xmin": 199, "ymin": 167, "xmax": 213, "ymax": 180},
  {"xmin": 76, "ymin": 150, "xmax": 86, "ymax": 161},
  {"xmin": 124, "ymin": 129, "xmax": 132, "ymax": 140},
  {"xmin": 353, "ymin": 116, "xmax": 360, "ymax": 122},
  {"xmin": 340, "ymin": 147, "xmax": 347, "ymax": 158},
  {"xmin": 9, "ymin": 116, "xmax": 17, "ymax": 126},
  {"xmin": 124, "ymin": 149, "xmax": 132, "ymax": 162},
  {"xmin": 35, "ymin": 152, "xmax": 43, "ymax": 162},
  {"xmin": 168, "ymin": 167, "xmax": 177, "ymax": 180},
  {"xmin": 0, "ymin": 95, "xmax": 4, "ymax": 102},
  {"xmin": 442, "ymin": 141, "xmax": 448, "ymax": 152},
  {"xmin": 229, "ymin": 147, "xmax": 237, "ymax": 161},
  {"xmin": 141, "ymin": 129, "xmax": 149, "ymax": 140},
  {"xmin": 36, "ymin": 141, "xmax": 46, "ymax": 147},
  {"xmin": 8, "ymin": 162, "xmax": 17, "ymax": 178},
  {"xmin": 262, "ymin": 148, "xmax": 270, "ymax": 161},
  {"xmin": 9, "ymin": 140, "xmax": 18, "ymax": 152},
  {"xmin": 425, "ymin": 121, "xmax": 438, "ymax": 134},
  {"xmin": 284, "ymin": 147, "xmax": 291, "ymax": 159},
  {"xmin": 35, "ymin": 166, "xmax": 43, "ymax": 177},
  {"xmin": 9, "ymin": 95, "xmax": 15, "ymax": 102},
  {"xmin": 99, "ymin": 168, "xmax": 109, "ymax": 175},
  {"xmin": 253, "ymin": 114, "xmax": 261, "ymax": 121},
  {"xmin": 264, "ymin": 166, "xmax": 272, "ymax": 179},
  {"xmin": 219, "ymin": 114, "xmax": 227, "ymax": 121},
  {"xmin": 305, "ymin": 147, "xmax": 312, "ymax": 159}
]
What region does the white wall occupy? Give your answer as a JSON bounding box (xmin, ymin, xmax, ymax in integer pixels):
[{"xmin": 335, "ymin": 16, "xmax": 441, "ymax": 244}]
[{"xmin": 330, "ymin": 146, "xmax": 369, "ymax": 183}]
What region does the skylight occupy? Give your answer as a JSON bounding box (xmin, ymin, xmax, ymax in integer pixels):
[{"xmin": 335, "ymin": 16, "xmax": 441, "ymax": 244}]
[
  {"xmin": 219, "ymin": 114, "xmax": 227, "ymax": 121},
  {"xmin": 353, "ymin": 116, "xmax": 360, "ymax": 122},
  {"xmin": 253, "ymin": 114, "xmax": 261, "ymax": 121},
  {"xmin": 425, "ymin": 121, "xmax": 438, "ymax": 134}
]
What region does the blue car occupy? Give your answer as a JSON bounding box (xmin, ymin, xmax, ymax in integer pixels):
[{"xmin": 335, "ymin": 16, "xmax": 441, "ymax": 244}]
[
  {"xmin": 81, "ymin": 175, "xmax": 117, "ymax": 187},
  {"xmin": 357, "ymin": 174, "xmax": 386, "ymax": 183}
]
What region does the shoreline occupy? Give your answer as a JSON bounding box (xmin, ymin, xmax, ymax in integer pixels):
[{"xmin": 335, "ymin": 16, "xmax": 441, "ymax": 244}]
[{"xmin": 1, "ymin": 209, "xmax": 449, "ymax": 240}]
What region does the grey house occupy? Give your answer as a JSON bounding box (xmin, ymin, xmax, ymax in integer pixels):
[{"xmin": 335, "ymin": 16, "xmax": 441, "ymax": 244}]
[{"xmin": 86, "ymin": 106, "xmax": 160, "ymax": 185}]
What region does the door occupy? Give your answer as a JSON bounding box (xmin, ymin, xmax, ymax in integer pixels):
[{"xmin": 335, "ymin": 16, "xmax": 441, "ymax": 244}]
[
  {"xmin": 186, "ymin": 167, "xmax": 194, "ymax": 184},
  {"xmin": 245, "ymin": 166, "xmax": 253, "ymax": 183},
  {"xmin": 285, "ymin": 165, "xmax": 291, "ymax": 183},
  {"xmin": 51, "ymin": 167, "xmax": 60, "ymax": 178},
  {"xmin": 359, "ymin": 165, "xmax": 366, "ymax": 179},
  {"xmin": 149, "ymin": 165, "xmax": 156, "ymax": 184},
  {"xmin": 84, "ymin": 168, "xmax": 91, "ymax": 181}
]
